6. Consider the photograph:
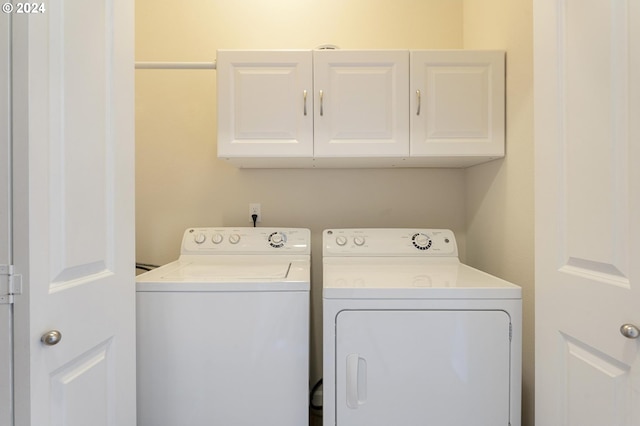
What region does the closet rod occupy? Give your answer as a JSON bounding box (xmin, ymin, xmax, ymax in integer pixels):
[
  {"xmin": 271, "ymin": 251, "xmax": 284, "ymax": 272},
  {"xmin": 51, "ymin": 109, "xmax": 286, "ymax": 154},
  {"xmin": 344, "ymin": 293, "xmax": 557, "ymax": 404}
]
[{"xmin": 135, "ymin": 61, "xmax": 217, "ymax": 70}]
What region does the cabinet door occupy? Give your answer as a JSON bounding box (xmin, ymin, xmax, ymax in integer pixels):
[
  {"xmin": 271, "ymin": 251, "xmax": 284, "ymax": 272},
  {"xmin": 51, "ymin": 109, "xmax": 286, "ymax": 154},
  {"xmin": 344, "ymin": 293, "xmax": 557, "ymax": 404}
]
[
  {"xmin": 217, "ymin": 50, "xmax": 313, "ymax": 158},
  {"xmin": 313, "ymin": 50, "xmax": 409, "ymax": 157},
  {"xmin": 335, "ymin": 310, "xmax": 511, "ymax": 426},
  {"xmin": 410, "ymin": 50, "xmax": 504, "ymax": 159}
]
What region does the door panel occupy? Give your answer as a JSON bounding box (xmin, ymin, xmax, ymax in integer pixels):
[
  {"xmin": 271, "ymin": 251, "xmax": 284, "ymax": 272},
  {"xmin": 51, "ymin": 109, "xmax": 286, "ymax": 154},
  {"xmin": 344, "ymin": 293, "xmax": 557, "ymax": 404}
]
[
  {"xmin": 561, "ymin": 0, "xmax": 630, "ymax": 282},
  {"xmin": 50, "ymin": 341, "xmax": 114, "ymax": 426},
  {"xmin": 563, "ymin": 337, "xmax": 630, "ymax": 426},
  {"xmin": 535, "ymin": 0, "xmax": 640, "ymax": 424},
  {"xmin": 11, "ymin": 0, "xmax": 135, "ymax": 425},
  {"xmin": 335, "ymin": 310, "xmax": 511, "ymax": 425},
  {"xmin": 49, "ymin": 0, "xmax": 112, "ymax": 287}
]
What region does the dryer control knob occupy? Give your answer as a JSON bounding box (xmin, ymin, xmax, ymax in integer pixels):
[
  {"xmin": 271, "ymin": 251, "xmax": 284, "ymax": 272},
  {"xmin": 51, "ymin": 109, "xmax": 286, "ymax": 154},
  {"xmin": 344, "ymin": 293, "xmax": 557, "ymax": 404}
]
[
  {"xmin": 211, "ymin": 233, "xmax": 223, "ymax": 244},
  {"xmin": 412, "ymin": 233, "xmax": 432, "ymax": 250},
  {"xmin": 194, "ymin": 233, "xmax": 206, "ymax": 244},
  {"xmin": 336, "ymin": 236, "xmax": 348, "ymax": 246},
  {"xmin": 353, "ymin": 236, "xmax": 366, "ymax": 246},
  {"xmin": 228, "ymin": 234, "xmax": 241, "ymax": 244}
]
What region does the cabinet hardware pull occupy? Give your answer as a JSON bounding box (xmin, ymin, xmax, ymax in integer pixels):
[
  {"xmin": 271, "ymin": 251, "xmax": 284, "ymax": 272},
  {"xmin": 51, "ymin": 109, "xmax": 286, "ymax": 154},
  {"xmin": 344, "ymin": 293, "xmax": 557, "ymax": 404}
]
[
  {"xmin": 416, "ymin": 90, "xmax": 421, "ymax": 116},
  {"xmin": 303, "ymin": 90, "xmax": 308, "ymax": 116},
  {"xmin": 320, "ymin": 90, "xmax": 324, "ymax": 116}
]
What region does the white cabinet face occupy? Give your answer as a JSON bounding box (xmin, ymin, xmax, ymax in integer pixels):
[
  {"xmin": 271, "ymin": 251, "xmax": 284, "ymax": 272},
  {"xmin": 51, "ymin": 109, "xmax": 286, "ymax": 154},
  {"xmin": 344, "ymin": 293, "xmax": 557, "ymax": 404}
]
[
  {"xmin": 335, "ymin": 310, "xmax": 511, "ymax": 425},
  {"xmin": 216, "ymin": 50, "xmax": 505, "ymax": 167},
  {"xmin": 217, "ymin": 50, "xmax": 313, "ymax": 158},
  {"xmin": 313, "ymin": 50, "xmax": 409, "ymax": 157},
  {"xmin": 410, "ymin": 50, "xmax": 505, "ymax": 158}
]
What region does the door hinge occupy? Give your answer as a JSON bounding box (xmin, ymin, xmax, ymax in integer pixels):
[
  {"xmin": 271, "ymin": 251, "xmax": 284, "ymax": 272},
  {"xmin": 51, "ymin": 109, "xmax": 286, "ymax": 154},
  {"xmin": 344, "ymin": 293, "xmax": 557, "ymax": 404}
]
[{"xmin": 0, "ymin": 264, "xmax": 22, "ymax": 305}]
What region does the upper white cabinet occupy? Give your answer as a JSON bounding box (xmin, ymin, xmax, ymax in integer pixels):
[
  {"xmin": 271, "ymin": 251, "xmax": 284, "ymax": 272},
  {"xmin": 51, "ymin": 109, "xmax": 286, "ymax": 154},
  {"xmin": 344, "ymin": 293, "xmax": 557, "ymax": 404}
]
[
  {"xmin": 217, "ymin": 50, "xmax": 313, "ymax": 162},
  {"xmin": 217, "ymin": 49, "xmax": 504, "ymax": 168},
  {"xmin": 313, "ymin": 50, "xmax": 409, "ymax": 158},
  {"xmin": 410, "ymin": 50, "xmax": 505, "ymax": 165}
]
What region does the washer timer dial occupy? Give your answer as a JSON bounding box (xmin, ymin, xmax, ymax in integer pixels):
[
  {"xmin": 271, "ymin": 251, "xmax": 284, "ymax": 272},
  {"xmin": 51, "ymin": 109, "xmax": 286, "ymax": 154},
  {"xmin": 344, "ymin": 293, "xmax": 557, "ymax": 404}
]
[
  {"xmin": 268, "ymin": 232, "xmax": 286, "ymax": 248},
  {"xmin": 412, "ymin": 233, "xmax": 432, "ymax": 250}
]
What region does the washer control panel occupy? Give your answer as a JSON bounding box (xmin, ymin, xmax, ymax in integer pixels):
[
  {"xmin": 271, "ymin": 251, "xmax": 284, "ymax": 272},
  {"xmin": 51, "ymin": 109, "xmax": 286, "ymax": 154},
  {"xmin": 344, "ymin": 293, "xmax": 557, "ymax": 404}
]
[
  {"xmin": 323, "ymin": 229, "xmax": 457, "ymax": 257},
  {"xmin": 182, "ymin": 227, "xmax": 310, "ymax": 255}
]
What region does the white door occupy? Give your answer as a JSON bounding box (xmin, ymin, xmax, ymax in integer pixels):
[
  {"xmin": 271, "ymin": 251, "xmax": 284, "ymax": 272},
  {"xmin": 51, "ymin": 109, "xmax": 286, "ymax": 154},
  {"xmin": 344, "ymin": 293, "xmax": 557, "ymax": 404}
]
[
  {"xmin": 1, "ymin": 11, "xmax": 12, "ymax": 426},
  {"xmin": 410, "ymin": 50, "xmax": 504, "ymax": 159},
  {"xmin": 313, "ymin": 50, "xmax": 409, "ymax": 157},
  {"xmin": 335, "ymin": 310, "xmax": 512, "ymax": 425},
  {"xmin": 11, "ymin": 1, "xmax": 136, "ymax": 425},
  {"xmin": 535, "ymin": 1, "xmax": 640, "ymax": 425},
  {"xmin": 216, "ymin": 50, "xmax": 314, "ymax": 158}
]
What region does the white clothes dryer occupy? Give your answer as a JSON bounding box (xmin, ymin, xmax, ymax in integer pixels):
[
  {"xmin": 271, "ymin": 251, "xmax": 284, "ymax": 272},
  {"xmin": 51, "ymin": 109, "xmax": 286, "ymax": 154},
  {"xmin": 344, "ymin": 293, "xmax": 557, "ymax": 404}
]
[
  {"xmin": 136, "ymin": 227, "xmax": 310, "ymax": 426},
  {"xmin": 322, "ymin": 229, "xmax": 522, "ymax": 426}
]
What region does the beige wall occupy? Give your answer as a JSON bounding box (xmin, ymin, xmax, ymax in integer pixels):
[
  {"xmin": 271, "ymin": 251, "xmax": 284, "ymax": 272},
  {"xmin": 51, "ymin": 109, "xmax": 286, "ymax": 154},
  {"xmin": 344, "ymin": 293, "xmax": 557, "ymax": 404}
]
[
  {"xmin": 463, "ymin": 1, "xmax": 535, "ymax": 425},
  {"xmin": 136, "ymin": 0, "xmax": 466, "ymax": 389},
  {"xmin": 136, "ymin": 1, "xmax": 534, "ymax": 425}
]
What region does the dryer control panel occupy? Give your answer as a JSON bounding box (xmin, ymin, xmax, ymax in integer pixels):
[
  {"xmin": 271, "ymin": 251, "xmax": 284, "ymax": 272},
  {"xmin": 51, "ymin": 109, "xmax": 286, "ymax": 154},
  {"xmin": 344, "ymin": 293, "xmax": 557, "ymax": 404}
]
[
  {"xmin": 323, "ymin": 228, "xmax": 457, "ymax": 257},
  {"xmin": 182, "ymin": 227, "xmax": 311, "ymax": 255}
]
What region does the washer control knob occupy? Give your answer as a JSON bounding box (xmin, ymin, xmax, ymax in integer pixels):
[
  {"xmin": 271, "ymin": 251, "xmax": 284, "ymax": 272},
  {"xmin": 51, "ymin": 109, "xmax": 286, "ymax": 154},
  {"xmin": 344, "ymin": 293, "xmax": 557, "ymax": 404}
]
[
  {"xmin": 353, "ymin": 236, "xmax": 366, "ymax": 246},
  {"xmin": 336, "ymin": 236, "xmax": 348, "ymax": 246},
  {"xmin": 415, "ymin": 234, "xmax": 429, "ymax": 247},
  {"xmin": 268, "ymin": 232, "xmax": 287, "ymax": 248},
  {"xmin": 194, "ymin": 233, "xmax": 206, "ymax": 244},
  {"xmin": 211, "ymin": 233, "xmax": 223, "ymax": 244},
  {"xmin": 228, "ymin": 234, "xmax": 241, "ymax": 244}
]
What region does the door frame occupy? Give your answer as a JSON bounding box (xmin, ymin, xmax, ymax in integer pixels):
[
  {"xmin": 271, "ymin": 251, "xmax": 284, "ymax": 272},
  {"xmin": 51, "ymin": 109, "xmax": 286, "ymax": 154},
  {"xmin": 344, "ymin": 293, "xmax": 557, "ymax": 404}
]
[
  {"xmin": 0, "ymin": 10, "xmax": 13, "ymax": 426},
  {"xmin": 9, "ymin": 14, "xmax": 31, "ymax": 426},
  {"xmin": 0, "ymin": 9, "xmax": 13, "ymax": 425}
]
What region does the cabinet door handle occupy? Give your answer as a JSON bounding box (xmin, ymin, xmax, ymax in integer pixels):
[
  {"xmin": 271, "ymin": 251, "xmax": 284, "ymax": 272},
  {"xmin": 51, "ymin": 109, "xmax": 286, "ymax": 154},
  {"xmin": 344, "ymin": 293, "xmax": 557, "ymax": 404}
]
[
  {"xmin": 416, "ymin": 90, "xmax": 421, "ymax": 116},
  {"xmin": 303, "ymin": 90, "xmax": 308, "ymax": 116},
  {"xmin": 319, "ymin": 90, "xmax": 324, "ymax": 116}
]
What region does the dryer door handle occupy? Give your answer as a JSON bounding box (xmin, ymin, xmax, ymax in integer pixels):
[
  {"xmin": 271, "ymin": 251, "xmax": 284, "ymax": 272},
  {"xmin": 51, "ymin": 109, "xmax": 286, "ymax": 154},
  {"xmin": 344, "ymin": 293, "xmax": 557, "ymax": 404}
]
[{"xmin": 346, "ymin": 353, "xmax": 367, "ymax": 409}]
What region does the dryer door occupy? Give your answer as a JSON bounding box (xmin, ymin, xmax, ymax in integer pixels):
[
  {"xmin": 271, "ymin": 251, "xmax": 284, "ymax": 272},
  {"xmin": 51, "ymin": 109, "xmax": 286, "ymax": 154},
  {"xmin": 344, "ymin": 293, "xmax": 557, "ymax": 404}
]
[{"xmin": 335, "ymin": 310, "xmax": 511, "ymax": 425}]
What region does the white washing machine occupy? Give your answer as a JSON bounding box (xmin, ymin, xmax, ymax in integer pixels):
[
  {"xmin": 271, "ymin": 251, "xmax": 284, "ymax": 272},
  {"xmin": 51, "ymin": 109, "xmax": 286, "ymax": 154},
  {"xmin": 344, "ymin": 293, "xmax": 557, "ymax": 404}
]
[
  {"xmin": 136, "ymin": 227, "xmax": 310, "ymax": 426},
  {"xmin": 322, "ymin": 229, "xmax": 522, "ymax": 426}
]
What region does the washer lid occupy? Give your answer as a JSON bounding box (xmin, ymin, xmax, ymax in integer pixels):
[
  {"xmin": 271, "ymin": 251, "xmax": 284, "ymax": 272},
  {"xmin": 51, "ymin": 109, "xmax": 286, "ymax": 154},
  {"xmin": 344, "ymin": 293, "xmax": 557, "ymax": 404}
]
[
  {"xmin": 323, "ymin": 257, "xmax": 520, "ymax": 299},
  {"xmin": 162, "ymin": 262, "xmax": 290, "ymax": 280},
  {"xmin": 136, "ymin": 257, "xmax": 310, "ymax": 292}
]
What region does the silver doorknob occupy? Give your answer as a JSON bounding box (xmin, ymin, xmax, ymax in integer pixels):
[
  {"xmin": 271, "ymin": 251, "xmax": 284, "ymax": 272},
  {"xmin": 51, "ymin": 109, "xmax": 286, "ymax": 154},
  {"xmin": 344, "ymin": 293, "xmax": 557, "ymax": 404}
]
[
  {"xmin": 41, "ymin": 330, "xmax": 62, "ymax": 346},
  {"xmin": 620, "ymin": 324, "xmax": 639, "ymax": 339}
]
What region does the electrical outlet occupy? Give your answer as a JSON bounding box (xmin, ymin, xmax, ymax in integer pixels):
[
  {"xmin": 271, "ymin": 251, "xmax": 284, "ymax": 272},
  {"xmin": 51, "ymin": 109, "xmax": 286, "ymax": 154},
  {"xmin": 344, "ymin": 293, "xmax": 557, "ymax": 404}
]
[{"xmin": 249, "ymin": 203, "xmax": 261, "ymax": 223}]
